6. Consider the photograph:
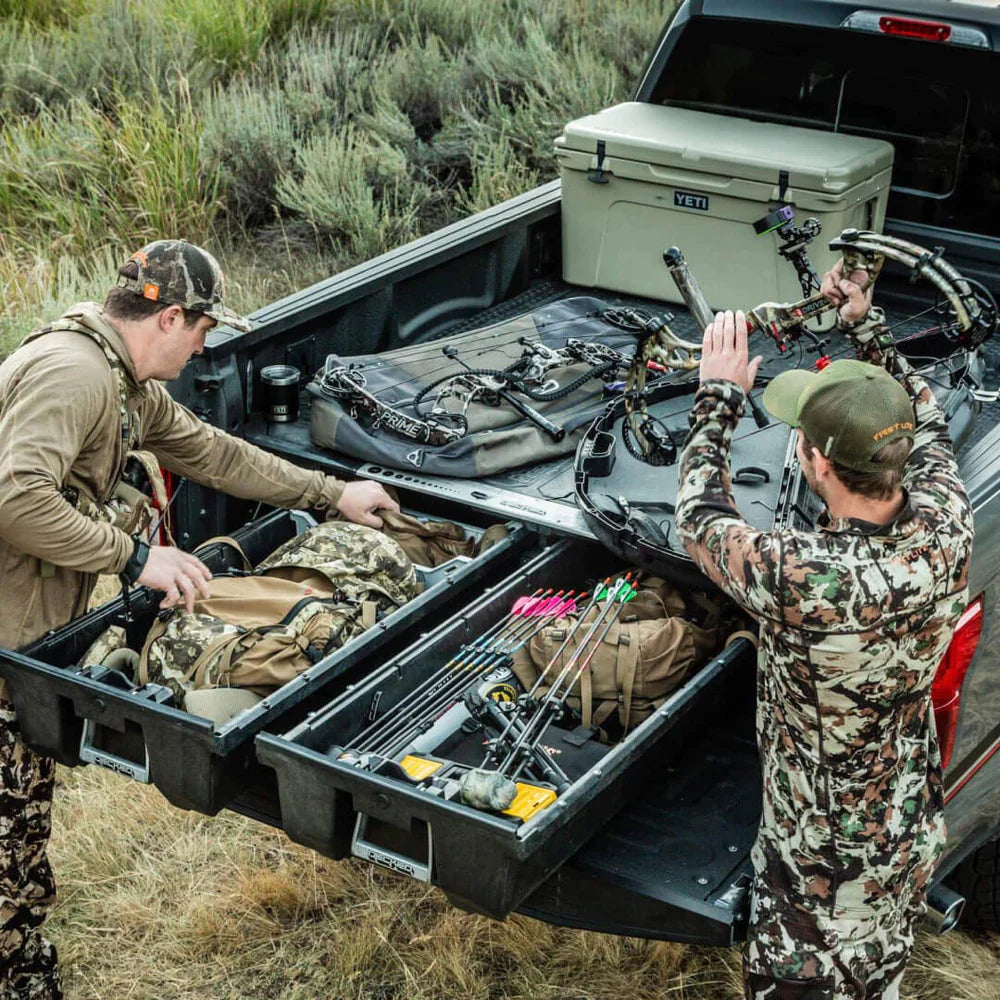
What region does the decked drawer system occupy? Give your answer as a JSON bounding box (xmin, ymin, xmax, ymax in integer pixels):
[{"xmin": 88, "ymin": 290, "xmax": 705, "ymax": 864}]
[
  {"xmin": 0, "ymin": 503, "xmax": 532, "ymax": 819},
  {"xmin": 257, "ymin": 539, "xmax": 755, "ymax": 919}
]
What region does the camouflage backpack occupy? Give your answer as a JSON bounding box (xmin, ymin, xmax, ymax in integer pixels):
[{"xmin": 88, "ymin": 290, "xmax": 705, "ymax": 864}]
[{"xmin": 134, "ymin": 521, "xmax": 418, "ymax": 699}]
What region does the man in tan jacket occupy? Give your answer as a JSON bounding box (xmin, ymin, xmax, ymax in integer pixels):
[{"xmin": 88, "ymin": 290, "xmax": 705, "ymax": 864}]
[{"xmin": 0, "ymin": 239, "xmax": 398, "ymax": 999}]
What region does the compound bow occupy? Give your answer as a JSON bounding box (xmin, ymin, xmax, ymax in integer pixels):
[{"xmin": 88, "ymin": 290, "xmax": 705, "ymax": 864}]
[
  {"xmin": 622, "ymin": 229, "xmax": 998, "ymax": 465},
  {"xmin": 318, "ymin": 336, "xmax": 634, "ymax": 446}
]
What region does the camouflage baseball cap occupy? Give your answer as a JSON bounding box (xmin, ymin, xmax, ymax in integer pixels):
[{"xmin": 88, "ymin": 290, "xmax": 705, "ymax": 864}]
[
  {"xmin": 116, "ymin": 239, "xmax": 252, "ymax": 332},
  {"xmin": 762, "ymin": 359, "xmax": 915, "ymax": 472}
]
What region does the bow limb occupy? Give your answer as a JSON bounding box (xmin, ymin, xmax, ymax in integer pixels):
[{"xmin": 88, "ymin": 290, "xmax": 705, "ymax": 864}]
[{"xmin": 831, "ymin": 233, "xmax": 974, "ymax": 334}]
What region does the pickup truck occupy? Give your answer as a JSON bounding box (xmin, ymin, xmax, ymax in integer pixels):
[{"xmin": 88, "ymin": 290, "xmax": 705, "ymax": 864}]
[{"xmin": 4, "ymin": 0, "xmax": 998, "ymax": 945}]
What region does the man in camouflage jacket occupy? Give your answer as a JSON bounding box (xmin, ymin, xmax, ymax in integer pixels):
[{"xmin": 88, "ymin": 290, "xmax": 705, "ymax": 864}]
[
  {"xmin": 0, "ymin": 241, "xmax": 399, "ymax": 999},
  {"xmin": 674, "ymin": 266, "xmax": 973, "ymax": 1000}
]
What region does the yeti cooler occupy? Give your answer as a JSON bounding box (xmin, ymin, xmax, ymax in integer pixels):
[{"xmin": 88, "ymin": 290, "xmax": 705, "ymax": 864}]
[{"xmin": 556, "ymin": 103, "xmax": 894, "ymax": 310}]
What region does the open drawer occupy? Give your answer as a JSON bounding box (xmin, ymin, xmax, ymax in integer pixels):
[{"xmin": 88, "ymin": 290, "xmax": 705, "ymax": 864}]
[
  {"xmin": 256, "ymin": 538, "xmax": 754, "ymax": 919},
  {"xmin": 0, "ymin": 504, "xmax": 534, "ymax": 819}
]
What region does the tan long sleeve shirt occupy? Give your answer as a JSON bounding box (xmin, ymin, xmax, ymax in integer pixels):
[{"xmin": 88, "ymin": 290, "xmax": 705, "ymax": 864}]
[{"xmin": 0, "ymin": 302, "xmax": 344, "ymax": 657}]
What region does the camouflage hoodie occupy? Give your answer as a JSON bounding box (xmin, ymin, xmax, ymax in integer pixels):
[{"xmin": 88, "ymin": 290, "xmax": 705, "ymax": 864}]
[{"xmin": 675, "ymin": 320, "xmax": 973, "ymax": 937}]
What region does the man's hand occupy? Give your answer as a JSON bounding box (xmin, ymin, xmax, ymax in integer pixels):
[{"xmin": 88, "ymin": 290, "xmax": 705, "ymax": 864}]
[
  {"xmin": 821, "ymin": 257, "xmax": 873, "ymax": 325},
  {"xmin": 137, "ymin": 547, "xmax": 212, "ymax": 612},
  {"xmin": 699, "ymin": 311, "xmax": 762, "ymax": 394},
  {"xmin": 335, "ymin": 479, "xmax": 400, "ymax": 528}
]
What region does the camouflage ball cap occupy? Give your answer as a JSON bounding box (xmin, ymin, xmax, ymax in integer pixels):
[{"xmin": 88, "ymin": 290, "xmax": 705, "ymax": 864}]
[
  {"xmin": 762, "ymin": 359, "xmax": 915, "ymax": 472},
  {"xmin": 117, "ymin": 240, "xmax": 252, "ymax": 332}
]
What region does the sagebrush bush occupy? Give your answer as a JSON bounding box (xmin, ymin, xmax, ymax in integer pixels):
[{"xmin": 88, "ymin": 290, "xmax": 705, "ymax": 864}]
[
  {"xmin": 201, "ymin": 83, "xmax": 298, "ymax": 228},
  {"xmin": 275, "ymin": 125, "xmax": 426, "ymax": 260}
]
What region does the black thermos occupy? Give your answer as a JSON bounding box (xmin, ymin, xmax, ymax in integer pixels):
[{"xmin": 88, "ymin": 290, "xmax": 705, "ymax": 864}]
[{"xmin": 261, "ymin": 365, "xmax": 301, "ymax": 423}]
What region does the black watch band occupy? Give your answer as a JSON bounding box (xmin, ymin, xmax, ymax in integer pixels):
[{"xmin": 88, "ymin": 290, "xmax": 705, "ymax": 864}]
[{"xmin": 121, "ymin": 536, "xmax": 150, "ymax": 585}]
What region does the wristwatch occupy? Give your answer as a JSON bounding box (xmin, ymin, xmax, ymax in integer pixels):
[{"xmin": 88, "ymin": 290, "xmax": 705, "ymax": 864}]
[{"xmin": 121, "ymin": 535, "xmax": 150, "ymax": 585}]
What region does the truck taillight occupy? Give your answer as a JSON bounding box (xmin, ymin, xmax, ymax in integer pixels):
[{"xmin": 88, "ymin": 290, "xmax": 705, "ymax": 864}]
[
  {"xmin": 879, "ymin": 16, "xmax": 951, "ymax": 42},
  {"xmin": 932, "ymin": 597, "xmax": 984, "ymax": 770},
  {"xmin": 841, "ymin": 12, "xmax": 989, "ymax": 48}
]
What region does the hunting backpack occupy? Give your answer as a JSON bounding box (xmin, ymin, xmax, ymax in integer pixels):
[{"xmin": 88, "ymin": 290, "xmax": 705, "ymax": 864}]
[{"xmin": 81, "ymin": 521, "xmax": 419, "ymax": 702}]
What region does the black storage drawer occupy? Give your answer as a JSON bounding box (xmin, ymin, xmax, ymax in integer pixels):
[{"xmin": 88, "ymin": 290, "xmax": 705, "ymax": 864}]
[
  {"xmin": 256, "ymin": 539, "xmax": 753, "ymax": 920},
  {"xmin": 0, "ymin": 508, "xmax": 534, "ymax": 819}
]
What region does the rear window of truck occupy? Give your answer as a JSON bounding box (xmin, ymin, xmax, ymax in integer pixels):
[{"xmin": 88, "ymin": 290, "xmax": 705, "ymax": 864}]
[{"xmin": 649, "ymin": 18, "xmax": 999, "ymax": 238}]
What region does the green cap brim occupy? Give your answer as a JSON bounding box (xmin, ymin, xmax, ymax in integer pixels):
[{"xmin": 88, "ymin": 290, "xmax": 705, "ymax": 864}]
[{"xmin": 762, "ymin": 369, "xmax": 817, "ymax": 427}]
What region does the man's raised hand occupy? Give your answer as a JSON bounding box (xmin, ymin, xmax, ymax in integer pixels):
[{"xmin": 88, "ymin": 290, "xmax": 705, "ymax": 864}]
[
  {"xmin": 821, "ymin": 257, "xmax": 873, "ymax": 325},
  {"xmin": 699, "ymin": 310, "xmax": 762, "ymax": 394}
]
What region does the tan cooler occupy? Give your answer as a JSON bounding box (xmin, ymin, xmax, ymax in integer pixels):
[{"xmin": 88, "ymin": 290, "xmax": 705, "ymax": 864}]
[{"xmin": 556, "ymin": 103, "xmax": 894, "ymax": 310}]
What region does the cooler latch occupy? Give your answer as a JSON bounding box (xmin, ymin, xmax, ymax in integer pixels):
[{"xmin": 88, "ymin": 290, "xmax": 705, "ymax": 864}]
[{"xmin": 587, "ymin": 141, "xmax": 610, "ymax": 184}]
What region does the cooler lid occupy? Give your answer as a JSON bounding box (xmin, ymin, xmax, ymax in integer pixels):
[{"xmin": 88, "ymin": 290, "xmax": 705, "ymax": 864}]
[{"xmin": 557, "ymin": 103, "xmax": 894, "ymax": 195}]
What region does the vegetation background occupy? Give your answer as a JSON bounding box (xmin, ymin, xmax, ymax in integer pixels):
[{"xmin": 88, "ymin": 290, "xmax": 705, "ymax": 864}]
[{"xmin": 0, "ymin": 0, "xmax": 997, "ymax": 996}]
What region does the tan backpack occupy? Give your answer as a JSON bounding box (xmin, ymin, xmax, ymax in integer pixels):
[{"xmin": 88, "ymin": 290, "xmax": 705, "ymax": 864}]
[
  {"xmin": 127, "ymin": 521, "xmax": 418, "ymax": 699},
  {"xmin": 510, "ymin": 579, "xmax": 721, "ymax": 736}
]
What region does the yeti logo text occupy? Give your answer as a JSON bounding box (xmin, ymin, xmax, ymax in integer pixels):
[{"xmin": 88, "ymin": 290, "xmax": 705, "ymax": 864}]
[{"xmin": 674, "ymin": 191, "xmax": 709, "ymax": 212}]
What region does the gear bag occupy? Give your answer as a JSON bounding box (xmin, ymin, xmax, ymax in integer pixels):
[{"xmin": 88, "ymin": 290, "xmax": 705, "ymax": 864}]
[
  {"xmin": 129, "ymin": 521, "xmax": 418, "ymax": 699},
  {"xmin": 511, "ymin": 580, "xmax": 721, "ymax": 736},
  {"xmin": 308, "ymin": 297, "xmax": 639, "ymax": 477}
]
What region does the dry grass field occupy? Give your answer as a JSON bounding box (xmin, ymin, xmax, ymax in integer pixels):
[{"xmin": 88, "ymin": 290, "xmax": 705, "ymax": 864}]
[
  {"xmin": 4, "ymin": 0, "xmax": 999, "ymax": 995},
  {"xmin": 47, "ymin": 763, "xmax": 1000, "ymax": 1000}
]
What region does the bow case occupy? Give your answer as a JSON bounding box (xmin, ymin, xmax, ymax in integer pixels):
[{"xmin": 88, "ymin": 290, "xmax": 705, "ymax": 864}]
[{"xmin": 307, "ymin": 297, "xmax": 638, "ymax": 478}]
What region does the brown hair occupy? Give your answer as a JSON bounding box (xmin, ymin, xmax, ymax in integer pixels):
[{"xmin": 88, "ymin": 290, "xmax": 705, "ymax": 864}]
[
  {"xmin": 802, "ymin": 435, "xmax": 912, "ymax": 501},
  {"xmin": 103, "ymin": 260, "xmax": 201, "ymax": 325}
]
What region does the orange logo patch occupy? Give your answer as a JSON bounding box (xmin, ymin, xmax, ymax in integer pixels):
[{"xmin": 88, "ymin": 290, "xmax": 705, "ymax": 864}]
[
  {"xmin": 142, "ymin": 283, "xmax": 160, "ymax": 301},
  {"xmin": 873, "ymin": 421, "xmax": 914, "ymax": 442}
]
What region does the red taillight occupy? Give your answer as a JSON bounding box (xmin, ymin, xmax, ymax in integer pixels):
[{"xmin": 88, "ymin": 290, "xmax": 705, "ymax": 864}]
[
  {"xmin": 932, "ymin": 597, "xmax": 984, "ymax": 769},
  {"xmin": 879, "ymin": 16, "xmax": 952, "ymax": 42}
]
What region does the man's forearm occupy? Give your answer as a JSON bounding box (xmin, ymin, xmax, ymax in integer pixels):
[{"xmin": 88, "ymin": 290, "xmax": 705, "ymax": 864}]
[{"xmin": 675, "ymin": 379, "xmax": 746, "ymax": 547}]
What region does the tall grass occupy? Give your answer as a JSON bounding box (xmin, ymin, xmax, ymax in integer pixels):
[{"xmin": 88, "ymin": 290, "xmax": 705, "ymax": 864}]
[{"xmin": 0, "ymin": 0, "xmax": 671, "ymax": 353}]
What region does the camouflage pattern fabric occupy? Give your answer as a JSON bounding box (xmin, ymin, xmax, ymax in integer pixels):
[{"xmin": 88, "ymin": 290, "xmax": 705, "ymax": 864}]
[
  {"xmin": 141, "ymin": 522, "xmax": 418, "ymax": 699},
  {"xmin": 256, "ymin": 520, "xmax": 417, "ymax": 607},
  {"xmin": 117, "ymin": 240, "xmax": 251, "ymax": 332},
  {"xmin": 0, "ymin": 703, "xmax": 61, "ymax": 1000},
  {"xmin": 674, "ymin": 316, "xmax": 973, "ymax": 1000}
]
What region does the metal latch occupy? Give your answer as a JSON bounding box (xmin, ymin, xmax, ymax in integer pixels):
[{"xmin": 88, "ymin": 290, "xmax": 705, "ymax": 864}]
[
  {"xmin": 587, "ymin": 140, "xmax": 610, "ymax": 184},
  {"xmin": 351, "ymin": 812, "xmax": 433, "ymax": 882}
]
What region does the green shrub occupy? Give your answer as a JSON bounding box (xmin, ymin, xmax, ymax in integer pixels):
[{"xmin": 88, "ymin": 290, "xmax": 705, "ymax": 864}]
[
  {"xmin": 456, "ymin": 130, "xmax": 543, "ymax": 216},
  {"xmin": 0, "ymin": 2, "xmax": 211, "ymax": 120},
  {"xmin": 163, "ymin": 0, "xmax": 272, "ymax": 77},
  {"xmin": 201, "ymin": 83, "xmax": 298, "ymax": 229},
  {"xmin": 0, "ymin": 88, "xmax": 217, "ymax": 255},
  {"xmin": 275, "ymin": 125, "xmax": 425, "ymax": 261},
  {"xmin": 0, "ymin": 0, "xmax": 92, "ymax": 28},
  {"xmin": 272, "ymin": 26, "xmax": 386, "ymax": 129}
]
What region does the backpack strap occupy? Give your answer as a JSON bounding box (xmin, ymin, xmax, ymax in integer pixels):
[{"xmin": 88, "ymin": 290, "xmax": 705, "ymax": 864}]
[
  {"xmin": 616, "ymin": 627, "xmax": 640, "ymax": 736},
  {"xmin": 193, "ymin": 535, "xmax": 253, "ymax": 572}
]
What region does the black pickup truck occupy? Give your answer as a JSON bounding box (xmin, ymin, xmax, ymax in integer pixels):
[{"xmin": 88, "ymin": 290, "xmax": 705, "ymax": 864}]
[{"xmin": 2, "ymin": 0, "xmax": 998, "ymax": 945}]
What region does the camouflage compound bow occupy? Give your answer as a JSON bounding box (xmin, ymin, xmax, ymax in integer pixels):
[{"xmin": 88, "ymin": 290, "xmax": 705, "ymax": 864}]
[
  {"xmin": 622, "ymin": 228, "xmax": 998, "ymax": 466},
  {"xmin": 318, "ymin": 336, "xmax": 632, "ymax": 446}
]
